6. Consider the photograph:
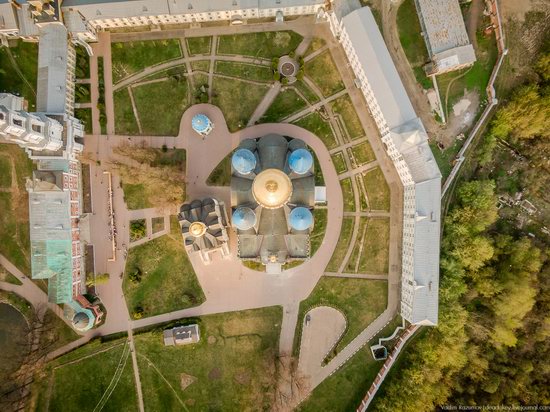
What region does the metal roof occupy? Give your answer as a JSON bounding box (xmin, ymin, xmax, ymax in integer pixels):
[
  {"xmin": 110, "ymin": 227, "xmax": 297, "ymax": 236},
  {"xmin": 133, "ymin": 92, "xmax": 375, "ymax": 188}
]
[
  {"xmin": 289, "ymin": 206, "xmax": 313, "ymax": 231},
  {"xmin": 289, "ymin": 148, "xmax": 313, "ymax": 175}
]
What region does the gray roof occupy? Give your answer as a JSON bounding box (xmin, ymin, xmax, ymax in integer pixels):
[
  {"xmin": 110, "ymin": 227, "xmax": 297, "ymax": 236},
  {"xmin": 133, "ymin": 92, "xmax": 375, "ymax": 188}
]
[
  {"xmin": 415, "ymin": 0, "xmax": 471, "ymax": 56},
  {"xmin": 432, "ymin": 44, "xmax": 476, "ymax": 71},
  {"xmin": 342, "ymin": 9, "xmax": 417, "ymax": 130},
  {"xmin": 0, "ymin": 2, "xmax": 17, "ymax": 31},
  {"xmin": 163, "ymin": 324, "xmax": 200, "ymax": 345},
  {"xmin": 27, "ymin": 170, "xmax": 73, "ymax": 304},
  {"xmin": 36, "ymin": 24, "xmax": 69, "ymax": 114}
]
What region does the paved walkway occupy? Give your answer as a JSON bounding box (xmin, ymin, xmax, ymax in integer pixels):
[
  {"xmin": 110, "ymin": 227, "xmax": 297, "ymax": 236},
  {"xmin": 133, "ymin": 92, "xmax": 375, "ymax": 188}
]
[{"xmin": 247, "ymin": 82, "xmax": 281, "ymax": 125}]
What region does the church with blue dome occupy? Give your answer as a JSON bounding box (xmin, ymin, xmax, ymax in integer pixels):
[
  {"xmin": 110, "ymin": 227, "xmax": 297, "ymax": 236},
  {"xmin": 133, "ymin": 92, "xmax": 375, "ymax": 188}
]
[{"xmin": 230, "ymin": 134, "xmax": 315, "ymax": 273}]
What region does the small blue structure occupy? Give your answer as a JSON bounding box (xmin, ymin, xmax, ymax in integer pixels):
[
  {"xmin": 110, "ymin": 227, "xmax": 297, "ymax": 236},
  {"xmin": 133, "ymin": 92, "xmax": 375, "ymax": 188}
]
[
  {"xmin": 191, "ymin": 113, "xmax": 213, "ymax": 136},
  {"xmin": 232, "ymin": 149, "xmax": 257, "ymax": 175},
  {"xmin": 289, "ymin": 207, "xmax": 313, "ymax": 231},
  {"xmin": 288, "ymin": 148, "xmax": 313, "ymax": 175},
  {"xmin": 232, "ymin": 207, "xmax": 257, "ymax": 230}
]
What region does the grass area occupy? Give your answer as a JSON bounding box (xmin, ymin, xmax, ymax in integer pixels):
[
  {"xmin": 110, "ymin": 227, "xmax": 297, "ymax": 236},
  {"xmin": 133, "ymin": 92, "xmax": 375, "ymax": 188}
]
[
  {"xmin": 437, "ymin": 31, "xmax": 499, "ymax": 117},
  {"xmin": 0, "ymin": 40, "xmax": 38, "ymax": 109},
  {"xmin": 312, "ymin": 150, "xmax": 325, "ymax": 186},
  {"xmin": 304, "ymin": 51, "xmax": 344, "ymax": 97},
  {"xmin": 429, "ymin": 140, "xmax": 462, "ymax": 179},
  {"xmin": 0, "ymin": 145, "xmax": 33, "ymax": 275},
  {"xmin": 340, "ymin": 178, "xmax": 355, "ymax": 212},
  {"xmin": 74, "ymin": 83, "xmax": 91, "ymax": 103},
  {"xmin": 42, "ymin": 309, "xmax": 80, "ymax": 352},
  {"xmin": 294, "ymin": 80, "xmax": 320, "ymax": 104},
  {"xmin": 311, "ymin": 208, "xmax": 328, "ymax": 256},
  {"xmin": 97, "ymin": 57, "xmax": 107, "ymax": 134},
  {"xmin": 186, "ymin": 36, "xmax": 212, "ymax": 55},
  {"xmin": 361, "ymin": 218, "xmax": 390, "ymax": 274},
  {"xmin": 345, "ymin": 217, "xmax": 369, "ymax": 273},
  {"xmin": 331, "ymin": 152, "xmax": 348, "ymax": 174},
  {"xmin": 211, "ymin": 77, "xmax": 269, "ymax": 132},
  {"xmin": 122, "ymin": 183, "xmax": 152, "ymax": 210},
  {"xmin": 44, "ymin": 340, "xmax": 137, "ymax": 412},
  {"xmin": 207, "ymin": 153, "xmax": 231, "ymax": 186},
  {"xmin": 123, "ymin": 234, "xmax": 205, "ymax": 319},
  {"xmin": 293, "ymin": 112, "xmax": 337, "ymax": 150},
  {"xmin": 0, "ymin": 156, "xmax": 12, "ymax": 187},
  {"xmin": 214, "ymin": 61, "xmax": 273, "ymax": 82},
  {"xmin": 242, "ymin": 260, "xmax": 266, "ymax": 272},
  {"xmin": 135, "ymin": 307, "xmax": 281, "ymax": 411},
  {"xmin": 142, "ymin": 65, "xmax": 187, "ymax": 81},
  {"xmin": 331, "ymin": 94, "xmax": 364, "ymax": 140},
  {"xmin": 304, "ymin": 37, "xmax": 326, "ymax": 56},
  {"xmin": 111, "ymin": 39, "xmax": 182, "ymax": 83},
  {"xmin": 0, "ymin": 265, "xmax": 22, "ymax": 285},
  {"xmin": 191, "ymin": 60, "xmax": 210, "ymax": 72},
  {"xmin": 74, "ymin": 108, "xmax": 92, "ymax": 134},
  {"xmin": 326, "ymin": 217, "xmax": 354, "ymax": 272},
  {"xmin": 296, "ymin": 277, "xmax": 388, "ymax": 357},
  {"xmin": 298, "ymin": 316, "xmax": 402, "ymax": 412},
  {"xmin": 349, "ymin": 141, "xmax": 376, "ymax": 166},
  {"xmin": 396, "ymin": 0, "xmax": 432, "ymax": 89},
  {"xmin": 260, "ymin": 88, "xmax": 307, "ymax": 123},
  {"xmin": 217, "ymin": 31, "xmax": 302, "ymax": 59},
  {"xmin": 133, "ymin": 78, "xmax": 189, "ymax": 136},
  {"xmin": 362, "ymin": 167, "xmax": 390, "ymax": 211},
  {"xmin": 74, "ymin": 45, "xmax": 90, "ymax": 79},
  {"xmin": 151, "ymin": 217, "xmax": 165, "ymax": 234},
  {"xmin": 113, "ymin": 88, "xmax": 140, "ymax": 135}
]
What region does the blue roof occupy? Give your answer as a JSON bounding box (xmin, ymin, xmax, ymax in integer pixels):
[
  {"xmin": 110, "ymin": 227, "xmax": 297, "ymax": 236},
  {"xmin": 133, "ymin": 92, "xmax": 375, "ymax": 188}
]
[
  {"xmin": 232, "ymin": 149, "xmax": 256, "ymax": 174},
  {"xmin": 191, "ymin": 114, "xmax": 211, "ymax": 133},
  {"xmin": 289, "ymin": 148, "xmax": 313, "ymax": 174},
  {"xmin": 289, "ymin": 207, "xmax": 313, "ymax": 231},
  {"xmin": 232, "ymin": 207, "xmax": 257, "ymax": 230}
]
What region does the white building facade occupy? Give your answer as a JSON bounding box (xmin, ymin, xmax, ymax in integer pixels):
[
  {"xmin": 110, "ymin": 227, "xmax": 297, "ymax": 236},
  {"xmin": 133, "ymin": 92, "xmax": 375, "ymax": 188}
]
[{"xmin": 329, "ymin": 6, "xmax": 442, "ymax": 326}]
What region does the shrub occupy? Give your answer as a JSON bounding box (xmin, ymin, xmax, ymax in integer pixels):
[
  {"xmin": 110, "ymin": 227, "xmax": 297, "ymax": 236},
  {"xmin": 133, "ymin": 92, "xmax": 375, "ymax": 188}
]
[
  {"xmin": 133, "ymin": 306, "xmax": 144, "ymax": 319},
  {"xmin": 289, "ymin": 50, "xmax": 295, "ymax": 58},
  {"xmin": 128, "ymin": 268, "xmax": 142, "ymax": 284},
  {"xmin": 273, "ymin": 70, "xmax": 281, "ymax": 81},
  {"xmin": 281, "ymin": 77, "xmax": 289, "ymax": 85}
]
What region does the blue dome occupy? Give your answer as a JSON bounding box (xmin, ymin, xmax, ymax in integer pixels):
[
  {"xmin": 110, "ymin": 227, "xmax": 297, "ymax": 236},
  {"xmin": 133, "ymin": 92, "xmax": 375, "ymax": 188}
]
[
  {"xmin": 289, "ymin": 148, "xmax": 313, "ymax": 175},
  {"xmin": 191, "ymin": 114, "xmax": 211, "ymax": 133},
  {"xmin": 232, "ymin": 207, "xmax": 256, "ymax": 230},
  {"xmin": 232, "ymin": 149, "xmax": 256, "ymax": 174},
  {"xmin": 289, "ymin": 207, "xmax": 313, "ymax": 231}
]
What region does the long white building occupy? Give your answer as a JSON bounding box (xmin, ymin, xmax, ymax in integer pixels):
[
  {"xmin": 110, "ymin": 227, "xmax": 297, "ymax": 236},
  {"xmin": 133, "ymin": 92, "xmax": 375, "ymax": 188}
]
[{"xmin": 330, "ymin": 6, "xmax": 441, "ymax": 326}]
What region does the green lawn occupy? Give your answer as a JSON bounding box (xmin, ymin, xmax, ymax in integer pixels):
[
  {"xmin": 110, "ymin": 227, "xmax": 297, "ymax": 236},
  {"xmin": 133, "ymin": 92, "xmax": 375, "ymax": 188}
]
[
  {"xmin": 206, "ymin": 153, "xmax": 231, "ymax": 186},
  {"xmin": 341, "ymin": 178, "xmax": 355, "ymax": 212},
  {"xmin": 331, "ymin": 94, "xmax": 364, "ymax": 140},
  {"xmin": 151, "ymin": 217, "xmax": 165, "ymax": 234},
  {"xmin": 331, "ymin": 152, "xmax": 348, "ymax": 174},
  {"xmin": 298, "ymin": 316, "xmax": 402, "ymax": 412},
  {"xmin": 186, "ymin": 36, "xmax": 212, "ymax": 55},
  {"xmin": 217, "ymin": 31, "xmax": 303, "ymax": 59},
  {"xmin": 74, "ymin": 83, "xmax": 91, "ymax": 103},
  {"xmin": 429, "ymin": 140, "xmax": 462, "ymax": 179},
  {"xmin": 295, "ymin": 277, "xmax": 388, "ymax": 357},
  {"xmin": 0, "ymin": 145, "xmax": 33, "ymax": 275},
  {"xmin": 363, "ymin": 167, "xmax": 390, "ymax": 211},
  {"xmin": 211, "ymin": 77, "xmax": 269, "ymax": 132},
  {"xmin": 360, "ymin": 218, "xmax": 390, "ymax": 274},
  {"xmin": 122, "ymin": 183, "xmax": 152, "ymax": 210},
  {"xmin": 214, "ymin": 61, "xmax": 273, "ymax": 82},
  {"xmin": 191, "ymin": 60, "xmax": 210, "ymax": 72},
  {"xmin": 46, "ymin": 340, "xmax": 138, "ymax": 412},
  {"xmin": 134, "ymin": 307, "xmax": 282, "ymax": 411},
  {"xmin": 326, "ymin": 217, "xmax": 354, "ymax": 272},
  {"xmin": 304, "ymin": 37, "xmax": 326, "ymax": 56},
  {"xmin": 293, "ymin": 112, "xmax": 338, "ymax": 149},
  {"xmin": 123, "ymin": 234, "xmax": 205, "ymax": 319},
  {"xmin": 345, "ymin": 217, "xmax": 369, "ymax": 273},
  {"xmin": 304, "ymin": 51, "xmax": 345, "ymax": 97},
  {"xmin": 74, "ymin": 45, "xmax": 90, "ymax": 79},
  {"xmin": 113, "ymin": 88, "xmax": 140, "ymax": 135},
  {"xmin": 437, "ymin": 31, "xmax": 499, "ymax": 117},
  {"xmin": 349, "ymin": 141, "xmax": 376, "ymax": 166},
  {"xmin": 0, "ymin": 40, "xmax": 38, "ymax": 109},
  {"xmin": 294, "ymin": 80, "xmax": 320, "ymax": 104},
  {"xmin": 311, "ymin": 208, "xmax": 328, "ymax": 256},
  {"xmin": 133, "ymin": 78, "xmax": 189, "ymax": 135},
  {"xmin": 0, "ymin": 156, "xmax": 12, "ymax": 187},
  {"xmin": 260, "ymin": 88, "xmax": 307, "ymax": 123},
  {"xmin": 74, "ymin": 108, "xmax": 92, "ymax": 134},
  {"xmin": 396, "ymin": 0, "xmax": 432, "ymax": 89},
  {"xmin": 142, "ymin": 65, "xmax": 187, "ymax": 82},
  {"xmin": 111, "ymin": 39, "xmax": 182, "ymax": 83},
  {"xmin": 0, "ymin": 265, "xmax": 22, "ymax": 285}
]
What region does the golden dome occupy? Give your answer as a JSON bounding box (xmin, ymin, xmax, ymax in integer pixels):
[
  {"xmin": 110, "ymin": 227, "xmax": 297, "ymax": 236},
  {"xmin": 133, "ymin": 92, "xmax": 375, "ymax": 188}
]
[
  {"xmin": 189, "ymin": 221, "xmax": 207, "ymax": 237},
  {"xmin": 252, "ymin": 168, "xmax": 292, "ymax": 209}
]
